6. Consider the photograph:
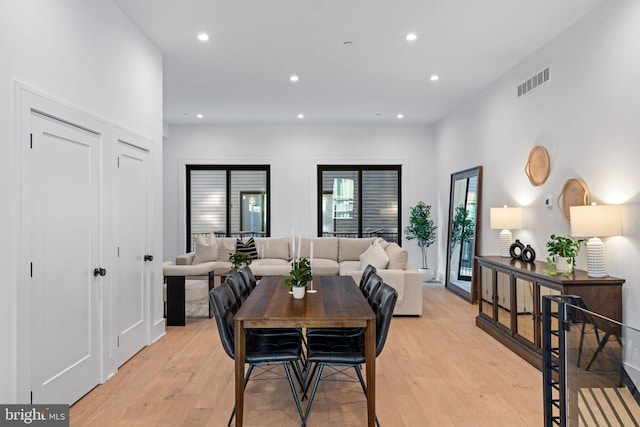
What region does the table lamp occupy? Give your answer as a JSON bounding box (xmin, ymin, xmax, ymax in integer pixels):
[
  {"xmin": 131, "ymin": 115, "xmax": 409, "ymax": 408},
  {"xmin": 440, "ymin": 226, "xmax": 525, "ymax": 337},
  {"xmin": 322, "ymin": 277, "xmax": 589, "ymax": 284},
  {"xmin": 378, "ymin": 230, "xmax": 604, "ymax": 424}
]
[
  {"xmin": 570, "ymin": 204, "xmax": 621, "ymax": 278},
  {"xmin": 490, "ymin": 206, "xmax": 523, "ymax": 257}
]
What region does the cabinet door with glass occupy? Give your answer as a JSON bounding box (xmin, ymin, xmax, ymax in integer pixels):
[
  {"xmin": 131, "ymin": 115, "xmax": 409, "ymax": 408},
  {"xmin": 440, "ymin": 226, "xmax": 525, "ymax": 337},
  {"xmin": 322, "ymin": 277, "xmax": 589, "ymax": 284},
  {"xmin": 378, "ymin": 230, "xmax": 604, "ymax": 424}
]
[
  {"xmin": 513, "ymin": 273, "xmax": 536, "ymax": 348},
  {"xmin": 495, "ymin": 269, "xmax": 512, "ymax": 331},
  {"xmin": 478, "ymin": 263, "xmax": 494, "ymax": 320}
]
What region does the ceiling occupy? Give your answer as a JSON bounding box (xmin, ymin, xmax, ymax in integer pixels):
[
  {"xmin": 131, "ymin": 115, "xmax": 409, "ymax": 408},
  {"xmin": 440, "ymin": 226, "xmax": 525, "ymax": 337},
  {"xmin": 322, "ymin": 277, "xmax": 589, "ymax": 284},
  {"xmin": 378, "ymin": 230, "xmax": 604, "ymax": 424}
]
[{"xmin": 114, "ymin": 0, "xmax": 605, "ymax": 125}]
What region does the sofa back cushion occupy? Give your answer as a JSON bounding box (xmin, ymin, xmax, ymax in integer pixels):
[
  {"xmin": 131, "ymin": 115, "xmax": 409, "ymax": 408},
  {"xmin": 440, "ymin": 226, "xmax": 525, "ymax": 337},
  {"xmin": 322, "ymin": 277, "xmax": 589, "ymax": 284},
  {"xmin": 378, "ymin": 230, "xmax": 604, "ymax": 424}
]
[
  {"xmin": 297, "ymin": 237, "xmax": 338, "ymax": 260},
  {"xmin": 359, "ymin": 239, "xmax": 389, "ymax": 270},
  {"xmin": 254, "ymin": 237, "xmax": 290, "ymax": 260},
  {"xmin": 338, "ymin": 237, "xmax": 376, "ymax": 262},
  {"xmin": 217, "ymin": 238, "xmax": 237, "ymax": 261},
  {"xmin": 385, "ymin": 243, "xmax": 408, "ymax": 270}
]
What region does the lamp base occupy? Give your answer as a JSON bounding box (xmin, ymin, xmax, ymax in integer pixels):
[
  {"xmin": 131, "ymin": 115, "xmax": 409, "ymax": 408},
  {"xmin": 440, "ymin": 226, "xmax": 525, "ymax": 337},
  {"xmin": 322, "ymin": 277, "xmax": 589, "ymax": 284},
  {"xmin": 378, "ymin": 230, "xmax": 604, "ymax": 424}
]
[
  {"xmin": 499, "ymin": 229, "xmax": 512, "ymax": 258},
  {"xmin": 586, "ymin": 237, "xmax": 607, "ymax": 278}
]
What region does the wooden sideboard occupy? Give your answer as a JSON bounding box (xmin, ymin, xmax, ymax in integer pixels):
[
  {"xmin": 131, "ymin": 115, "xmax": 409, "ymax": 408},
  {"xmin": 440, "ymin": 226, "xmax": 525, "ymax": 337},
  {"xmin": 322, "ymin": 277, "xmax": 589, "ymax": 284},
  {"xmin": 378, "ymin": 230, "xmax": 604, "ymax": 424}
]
[{"xmin": 475, "ymin": 256, "xmax": 624, "ymax": 370}]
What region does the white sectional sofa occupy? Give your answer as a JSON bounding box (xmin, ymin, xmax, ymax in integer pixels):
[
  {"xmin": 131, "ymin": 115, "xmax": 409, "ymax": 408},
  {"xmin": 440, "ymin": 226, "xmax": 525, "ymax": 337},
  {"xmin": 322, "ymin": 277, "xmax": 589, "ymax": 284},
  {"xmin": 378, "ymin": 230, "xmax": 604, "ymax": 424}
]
[{"xmin": 171, "ymin": 235, "xmax": 423, "ymax": 315}]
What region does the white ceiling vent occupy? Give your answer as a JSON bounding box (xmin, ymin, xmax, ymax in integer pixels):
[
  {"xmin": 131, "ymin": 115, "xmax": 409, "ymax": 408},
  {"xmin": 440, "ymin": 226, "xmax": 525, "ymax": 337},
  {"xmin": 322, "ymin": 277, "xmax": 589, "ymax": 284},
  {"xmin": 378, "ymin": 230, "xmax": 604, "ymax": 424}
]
[{"xmin": 517, "ymin": 67, "xmax": 550, "ymax": 98}]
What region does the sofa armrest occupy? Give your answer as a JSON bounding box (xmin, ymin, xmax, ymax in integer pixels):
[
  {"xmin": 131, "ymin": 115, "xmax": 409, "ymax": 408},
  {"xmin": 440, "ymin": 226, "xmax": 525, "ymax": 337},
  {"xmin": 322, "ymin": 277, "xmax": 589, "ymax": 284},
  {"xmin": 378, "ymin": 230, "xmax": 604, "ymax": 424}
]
[
  {"xmin": 163, "ymin": 261, "xmax": 215, "ymax": 277},
  {"xmin": 176, "ymin": 252, "xmax": 195, "ymax": 265}
]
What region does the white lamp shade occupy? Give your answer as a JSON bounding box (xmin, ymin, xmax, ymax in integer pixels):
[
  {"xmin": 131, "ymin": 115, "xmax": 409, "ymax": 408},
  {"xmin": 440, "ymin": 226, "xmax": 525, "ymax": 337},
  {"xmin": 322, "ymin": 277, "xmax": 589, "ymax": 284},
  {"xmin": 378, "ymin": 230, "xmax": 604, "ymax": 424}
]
[
  {"xmin": 570, "ymin": 205, "xmax": 621, "ymax": 237},
  {"xmin": 490, "ymin": 207, "xmax": 523, "ymax": 230}
]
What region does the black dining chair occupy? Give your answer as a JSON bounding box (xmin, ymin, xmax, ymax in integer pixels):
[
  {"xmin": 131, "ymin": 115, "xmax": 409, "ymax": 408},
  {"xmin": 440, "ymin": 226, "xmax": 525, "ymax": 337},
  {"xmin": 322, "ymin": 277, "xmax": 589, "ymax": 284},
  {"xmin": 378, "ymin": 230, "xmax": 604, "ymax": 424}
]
[
  {"xmin": 238, "ymin": 266, "xmax": 258, "ymax": 292},
  {"xmin": 209, "ymin": 284, "xmax": 306, "ymax": 426},
  {"xmin": 225, "ymin": 272, "xmax": 251, "ymax": 306},
  {"xmin": 359, "ymin": 264, "xmax": 378, "ymax": 292},
  {"xmin": 302, "ymin": 282, "xmax": 398, "ymax": 426}
]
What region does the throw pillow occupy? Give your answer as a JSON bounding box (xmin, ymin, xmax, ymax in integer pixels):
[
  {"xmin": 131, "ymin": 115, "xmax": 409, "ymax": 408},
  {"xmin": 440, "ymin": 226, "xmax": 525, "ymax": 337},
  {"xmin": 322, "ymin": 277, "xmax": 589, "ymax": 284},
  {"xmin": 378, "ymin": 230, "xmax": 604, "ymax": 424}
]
[
  {"xmin": 236, "ymin": 237, "xmax": 259, "ymax": 260},
  {"xmin": 193, "ymin": 234, "xmax": 218, "ymax": 264},
  {"xmin": 359, "ymin": 240, "xmax": 389, "ymax": 270}
]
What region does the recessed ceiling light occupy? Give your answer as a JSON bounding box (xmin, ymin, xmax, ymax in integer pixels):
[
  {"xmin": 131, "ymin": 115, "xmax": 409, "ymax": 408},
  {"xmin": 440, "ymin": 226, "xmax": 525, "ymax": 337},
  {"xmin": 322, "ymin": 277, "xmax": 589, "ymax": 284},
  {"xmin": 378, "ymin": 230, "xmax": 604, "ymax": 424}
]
[
  {"xmin": 290, "ymin": 75, "xmax": 299, "ymax": 82},
  {"xmin": 405, "ymin": 33, "xmax": 417, "ymax": 42},
  {"xmin": 196, "ymin": 114, "xmax": 204, "ymax": 119},
  {"xmin": 430, "ymin": 74, "xmax": 440, "ymax": 81},
  {"xmin": 397, "ymin": 114, "xmax": 404, "ymax": 119},
  {"xmin": 297, "ymin": 114, "xmax": 304, "ymax": 119},
  {"xmin": 197, "ymin": 33, "xmax": 210, "ymax": 42},
  {"xmin": 343, "ymin": 41, "xmax": 353, "ymax": 46}
]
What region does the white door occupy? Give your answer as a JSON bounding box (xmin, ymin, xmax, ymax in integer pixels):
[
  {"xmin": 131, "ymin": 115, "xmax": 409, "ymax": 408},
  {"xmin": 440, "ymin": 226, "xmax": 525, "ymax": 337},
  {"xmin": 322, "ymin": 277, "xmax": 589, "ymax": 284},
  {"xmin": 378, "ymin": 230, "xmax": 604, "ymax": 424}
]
[
  {"xmin": 115, "ymin": 141, "xmax": 149, "ymax": 365},
  {"xmin": 29, "ymin": 111, "xmax": 101, "ymax": 404}
]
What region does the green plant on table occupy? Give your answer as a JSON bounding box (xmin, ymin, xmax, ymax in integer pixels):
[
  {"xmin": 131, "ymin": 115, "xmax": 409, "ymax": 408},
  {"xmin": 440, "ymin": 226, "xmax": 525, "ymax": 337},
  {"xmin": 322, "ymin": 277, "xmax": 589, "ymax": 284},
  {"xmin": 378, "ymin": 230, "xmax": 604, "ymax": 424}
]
[
  {"xmin": 285, "ymin": 258, "xmax": 313, "ymax": 288},
  {"xmin": 544, "ymin": 234, "xmax": 584, "ymax": 276},
  {"xmin": 229, "ymin": 251, "xmax": 252, "ymax": 272}
]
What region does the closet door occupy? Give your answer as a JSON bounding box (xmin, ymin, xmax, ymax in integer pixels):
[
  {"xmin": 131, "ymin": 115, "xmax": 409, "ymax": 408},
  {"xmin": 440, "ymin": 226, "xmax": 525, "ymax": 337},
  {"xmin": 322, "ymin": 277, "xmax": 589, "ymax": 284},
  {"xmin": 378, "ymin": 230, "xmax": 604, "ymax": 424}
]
[{"xmin": 29, "ymin": 110, "xmax": 101, "ymax": 404}]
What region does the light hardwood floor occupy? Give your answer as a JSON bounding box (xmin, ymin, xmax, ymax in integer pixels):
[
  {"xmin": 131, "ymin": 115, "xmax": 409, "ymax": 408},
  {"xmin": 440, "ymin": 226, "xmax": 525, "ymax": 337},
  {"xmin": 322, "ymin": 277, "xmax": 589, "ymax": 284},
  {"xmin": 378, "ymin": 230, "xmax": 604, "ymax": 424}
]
[{"xmin": 70, "ymin": 283, "xmax": 543, "ymax": 426}]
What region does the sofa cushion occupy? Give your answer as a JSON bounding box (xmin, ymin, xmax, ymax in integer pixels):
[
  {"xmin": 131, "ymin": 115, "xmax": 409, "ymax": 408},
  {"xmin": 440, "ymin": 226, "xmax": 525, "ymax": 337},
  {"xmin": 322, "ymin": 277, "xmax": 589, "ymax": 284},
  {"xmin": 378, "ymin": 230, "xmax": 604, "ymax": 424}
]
[
  {"xmin": 237, "ymin": 237, "xmax": 259, "ymax": 260},
  {"xmin": 385, "ymin": 243, "xmax": 408, "ymax": 270},
  {"xmin": 359, "ymin": 240, "xmax": 389, "ymax": 270},
  {"xmin": 296, "ymin": 237, "xmax": 338, "ymax": 260},
  {"xmin": 310, "ymin": 258, "xmax": 340, "ymax": 276},
  {"xmin": 339, "ymin": 260, "xmax": 361, "ymax": 275},
  {"xmin": 217, "ymin": 238, "xmax": 237, "ymax": 261},
  {"xmin": 254, "ymin": 237, "xmax": 290, "ymax": 260},
  {"xmin": 193, "ymin": 234, "xmax": 218, "ymax": 264},
  {"xmin": 338, "ymin": 237, "xmax": 376, "ymax": 262}
]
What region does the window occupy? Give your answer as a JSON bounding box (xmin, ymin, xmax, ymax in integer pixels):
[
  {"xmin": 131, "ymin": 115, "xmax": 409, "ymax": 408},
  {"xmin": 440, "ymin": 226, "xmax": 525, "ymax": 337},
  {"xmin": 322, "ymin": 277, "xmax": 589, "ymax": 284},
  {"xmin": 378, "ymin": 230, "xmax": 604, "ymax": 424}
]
[
  {"xmin": 186, "ymin": 165, "xmax": 270, "ymax": 251},
  {"xmin": 317, "ymin": 165, "xmax": 401, "ymax": 244}
]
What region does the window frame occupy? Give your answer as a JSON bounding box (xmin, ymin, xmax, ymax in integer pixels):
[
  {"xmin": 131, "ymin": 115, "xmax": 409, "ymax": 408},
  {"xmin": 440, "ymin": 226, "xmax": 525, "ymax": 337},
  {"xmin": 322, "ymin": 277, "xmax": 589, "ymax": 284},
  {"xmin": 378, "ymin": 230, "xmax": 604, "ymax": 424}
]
[{"xmin": 316, "ymin": 165, "xmax": 402, "ymax": 244}]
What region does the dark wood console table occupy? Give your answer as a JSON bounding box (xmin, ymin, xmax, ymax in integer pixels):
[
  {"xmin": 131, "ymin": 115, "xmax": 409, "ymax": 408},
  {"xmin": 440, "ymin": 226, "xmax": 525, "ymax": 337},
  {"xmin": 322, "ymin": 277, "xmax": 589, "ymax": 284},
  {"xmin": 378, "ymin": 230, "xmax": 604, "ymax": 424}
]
[{"xmin": 475, "ymin": 256, "xmax": 624, "ymax": 370}]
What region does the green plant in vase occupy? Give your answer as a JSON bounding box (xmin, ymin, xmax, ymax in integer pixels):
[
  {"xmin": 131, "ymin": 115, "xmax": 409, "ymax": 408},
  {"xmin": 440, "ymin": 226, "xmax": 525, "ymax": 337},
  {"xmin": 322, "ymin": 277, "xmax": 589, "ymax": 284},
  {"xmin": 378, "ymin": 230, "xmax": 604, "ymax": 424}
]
[
  {"xmin": 229, "ymin": 251, "xmax": 252, "ymax": 272},
  {"xmin": 544, "ymin": 234, "xmax": 584, "ymax": 276},
  {"xmin": 285, "ymin": 258, "xmax": 313, "ymax": 298},
  {"xmin": 404, "ymin": 202, "xmax": 437, "ymax": 276}
]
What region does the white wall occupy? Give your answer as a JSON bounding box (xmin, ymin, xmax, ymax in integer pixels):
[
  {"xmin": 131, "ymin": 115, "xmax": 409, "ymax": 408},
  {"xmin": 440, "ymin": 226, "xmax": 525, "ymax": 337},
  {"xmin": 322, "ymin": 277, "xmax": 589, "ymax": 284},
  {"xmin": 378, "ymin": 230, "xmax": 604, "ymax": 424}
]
[
  {"xmin": 163, "ymin": 124, "xmax": 436, "ymax": 267},
  {"xmin": 435, "ymin": 0, "xmax": 640, "ymax": 333},
  {"xmin": 0, "ymin": 0, "xmax": 163, "ymax": 403}
]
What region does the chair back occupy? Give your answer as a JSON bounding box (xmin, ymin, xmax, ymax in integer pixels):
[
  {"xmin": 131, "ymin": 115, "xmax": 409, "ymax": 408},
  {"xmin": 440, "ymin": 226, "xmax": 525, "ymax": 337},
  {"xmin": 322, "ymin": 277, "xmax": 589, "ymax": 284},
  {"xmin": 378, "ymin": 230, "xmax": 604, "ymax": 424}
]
[
  {"xmin": 209, "ymin": 284, "xmax": 239, "ymax": 359},
  {"xmin": 226, "ymin": 272, "xmax": 250, "ymax": 306},
  {"xmin": 363, "ymin": 274, "xmax": 383, "ymax": 303},
  {"xmin": 374, "ymin": 283, "xmax": 398, "ymax": 356},
  {"xmin": 359, "ymin": 264, "xmax": 377, "ymax": 291},
  {"xmin": 238, "ymin": 266, "xmax": 258, "ymax": 292}
]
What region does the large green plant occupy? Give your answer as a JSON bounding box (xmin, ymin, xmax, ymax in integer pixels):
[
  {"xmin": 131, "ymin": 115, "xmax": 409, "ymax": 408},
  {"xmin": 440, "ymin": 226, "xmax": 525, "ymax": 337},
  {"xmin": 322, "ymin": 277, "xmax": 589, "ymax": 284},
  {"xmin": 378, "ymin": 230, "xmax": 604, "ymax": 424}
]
[
  {"xmin": 285, "ymin": 258, "xmax": 313, "ymax": 288},
  {"xmin": 404, "ymin": 202, "xmax": 437, "ymax": 269},
  {"xmin": 450, "ymin": 204, "xmax": 474, "ymax": 254}
]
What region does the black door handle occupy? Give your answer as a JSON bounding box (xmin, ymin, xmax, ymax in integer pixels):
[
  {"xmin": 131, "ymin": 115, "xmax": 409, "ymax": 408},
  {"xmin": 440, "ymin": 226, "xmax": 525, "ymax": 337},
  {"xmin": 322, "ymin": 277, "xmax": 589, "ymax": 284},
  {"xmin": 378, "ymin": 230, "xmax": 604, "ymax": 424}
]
[
  {"xmin": 94, "ymin": 268, "xmax": 106, "ymax": 277},
  {"xmin": 144, "ymin": 254, "xmax": 153, "ymax": 262}
]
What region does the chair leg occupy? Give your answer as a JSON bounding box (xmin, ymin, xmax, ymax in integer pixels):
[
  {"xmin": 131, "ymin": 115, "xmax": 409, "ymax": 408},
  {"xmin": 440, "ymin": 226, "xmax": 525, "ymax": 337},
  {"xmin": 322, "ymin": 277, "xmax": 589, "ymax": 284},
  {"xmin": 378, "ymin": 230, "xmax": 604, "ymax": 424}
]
[
  {"xmin": 227, "ymin": 365, "xmax": 254, "ymax": 426},
  {"xmin": 283, "ymin": 362, "xmax": 305, "ymax": 422},
  {"xmin": 577, "ymin": 322, "xmax": 586, "ymax": 367},
  {"xmin": 289, "ymin": 360, "xmax": 305, "ymax": 393},
  {"xmin": 302, "ymin": 362, "xmax": 319, "ymax": 400},
  {"xmin": 354, "ymin": 365, "xmax": 381, "ymax": 427},
  {"xmin": 586, "ymin": 331, "xmax": 612, "ymax": 371},
  {"xmin": 302, "ymin": 364, "xmax": 325, "ymax": 426}
]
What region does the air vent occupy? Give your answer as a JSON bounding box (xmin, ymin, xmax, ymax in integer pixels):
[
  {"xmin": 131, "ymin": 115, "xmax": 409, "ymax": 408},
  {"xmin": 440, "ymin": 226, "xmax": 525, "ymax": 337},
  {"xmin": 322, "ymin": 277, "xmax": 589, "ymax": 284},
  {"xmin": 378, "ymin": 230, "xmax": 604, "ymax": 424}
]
[{"xmin": 517, "ymin": 67, "xmax": 550, "ymax": 98}]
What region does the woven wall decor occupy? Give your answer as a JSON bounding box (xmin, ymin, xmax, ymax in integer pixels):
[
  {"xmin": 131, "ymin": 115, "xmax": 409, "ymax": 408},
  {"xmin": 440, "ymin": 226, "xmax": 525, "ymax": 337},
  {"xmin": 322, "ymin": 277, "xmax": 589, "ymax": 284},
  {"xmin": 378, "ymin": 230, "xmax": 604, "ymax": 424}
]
[
  {"xmin": 558, "ymin": 178, "xmax": 591, "ymax": 223},
  {"xmin": 525, "ymin": 145, "xmax": 550, "ymax": 186}
]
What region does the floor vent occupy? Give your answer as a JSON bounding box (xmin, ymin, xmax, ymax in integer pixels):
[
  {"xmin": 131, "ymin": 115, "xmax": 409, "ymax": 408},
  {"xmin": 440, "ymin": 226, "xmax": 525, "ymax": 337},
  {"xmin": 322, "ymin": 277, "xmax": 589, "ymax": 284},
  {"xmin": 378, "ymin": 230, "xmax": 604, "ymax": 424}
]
[{"xmin": 517, "ymin": 67, "xmax": 550, "ymax": 98}]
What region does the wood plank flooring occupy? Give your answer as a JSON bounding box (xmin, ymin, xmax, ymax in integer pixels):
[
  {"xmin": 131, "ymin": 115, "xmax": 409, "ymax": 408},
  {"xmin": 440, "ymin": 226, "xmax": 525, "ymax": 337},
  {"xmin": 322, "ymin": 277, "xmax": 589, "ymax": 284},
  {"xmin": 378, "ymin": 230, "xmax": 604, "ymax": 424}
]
[{"xmin": 70, "ymin": 283, "xmax": 543, "ymax": 426}]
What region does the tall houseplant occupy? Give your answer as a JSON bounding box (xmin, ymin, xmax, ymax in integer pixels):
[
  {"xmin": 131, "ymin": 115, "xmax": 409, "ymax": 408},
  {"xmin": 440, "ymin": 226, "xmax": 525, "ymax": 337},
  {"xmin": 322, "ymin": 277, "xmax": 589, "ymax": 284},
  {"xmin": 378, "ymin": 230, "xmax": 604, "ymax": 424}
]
[{"xmin": 404, "ymin": 202, "xmax": 437, "ymax": 279}]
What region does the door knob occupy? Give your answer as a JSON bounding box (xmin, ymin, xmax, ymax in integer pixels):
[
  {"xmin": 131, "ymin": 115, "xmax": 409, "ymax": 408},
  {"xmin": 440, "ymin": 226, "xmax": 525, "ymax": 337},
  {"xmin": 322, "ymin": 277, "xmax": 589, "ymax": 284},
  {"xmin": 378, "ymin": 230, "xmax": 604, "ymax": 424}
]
[
  {"xmin": 144, "ymin": 254, "xmax": 153, "ymax": 262},
  {"xmin": 94, "ymin": 268, "xmax": 106, "ymax": 277}
]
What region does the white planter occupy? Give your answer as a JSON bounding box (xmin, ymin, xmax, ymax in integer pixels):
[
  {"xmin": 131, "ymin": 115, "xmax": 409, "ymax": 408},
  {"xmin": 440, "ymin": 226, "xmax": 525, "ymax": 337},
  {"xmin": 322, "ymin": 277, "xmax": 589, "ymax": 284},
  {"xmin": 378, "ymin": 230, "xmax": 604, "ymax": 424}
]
[
  {"xmin": 292, "ymin": 286, "xmax": 306, "ymax": 299},
  {"xmin": 419, "ymin": 267, "xmax": 435, "ymax": 282},
  {"xmin": 555, "ymin": 256, "xmax": 573, "ymax": 273}
]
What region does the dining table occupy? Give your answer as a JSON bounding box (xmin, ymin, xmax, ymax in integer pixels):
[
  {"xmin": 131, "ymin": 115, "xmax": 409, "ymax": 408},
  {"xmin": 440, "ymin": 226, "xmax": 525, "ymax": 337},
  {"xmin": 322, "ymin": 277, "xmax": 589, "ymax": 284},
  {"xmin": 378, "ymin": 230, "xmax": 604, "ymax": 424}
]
[{"xmin": 234, "ymin": 274, "xmax": 377, "ymax": 426}]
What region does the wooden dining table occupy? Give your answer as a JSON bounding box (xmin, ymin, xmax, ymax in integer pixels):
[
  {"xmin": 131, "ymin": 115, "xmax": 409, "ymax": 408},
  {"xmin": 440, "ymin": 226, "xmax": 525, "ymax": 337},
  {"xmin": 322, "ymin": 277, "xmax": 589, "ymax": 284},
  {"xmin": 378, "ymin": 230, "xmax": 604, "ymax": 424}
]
[{"xmin": 234, "ymin": 275, "xmax": 377, "ymax": 426}]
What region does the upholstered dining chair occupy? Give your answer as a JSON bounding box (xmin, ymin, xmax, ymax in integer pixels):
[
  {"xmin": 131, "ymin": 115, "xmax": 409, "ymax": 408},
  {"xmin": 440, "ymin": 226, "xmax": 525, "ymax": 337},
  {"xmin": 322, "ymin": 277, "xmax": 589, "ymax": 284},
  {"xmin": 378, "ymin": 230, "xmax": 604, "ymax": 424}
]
[
  {"xmin": 209, "ymin": 284, "xmax": 306, "ymax": 426},
  {"xmin": 238, "ymin": 266, "xmax": 258, "ymax": 292},
  {"xmin": 359, "ymin": 264, "xmax": 378, "ymax": 292},
  {"xmin": 302, "ymin": 282, "xmax": 398, "ymax": 426},
  {"xmin": 225, "ymin": 272, "xmax": 251, "ymax": 306}
]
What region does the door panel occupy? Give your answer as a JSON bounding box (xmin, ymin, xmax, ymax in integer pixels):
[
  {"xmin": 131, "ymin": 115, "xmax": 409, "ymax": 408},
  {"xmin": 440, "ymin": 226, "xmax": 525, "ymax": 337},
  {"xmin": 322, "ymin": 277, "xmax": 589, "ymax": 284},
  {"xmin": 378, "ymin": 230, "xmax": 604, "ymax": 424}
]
[
  {"xmin": 30, "ymin": 111, "xmax": 101, "ymax": 404},
  {"xmin": 116, "ymin": 141, "xmax": 149, "ymax": 365}
]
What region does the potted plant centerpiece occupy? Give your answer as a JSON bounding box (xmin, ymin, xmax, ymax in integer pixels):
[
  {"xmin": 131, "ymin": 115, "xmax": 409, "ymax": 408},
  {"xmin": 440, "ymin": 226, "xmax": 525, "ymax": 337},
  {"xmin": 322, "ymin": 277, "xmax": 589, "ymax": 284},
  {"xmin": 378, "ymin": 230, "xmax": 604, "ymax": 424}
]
[
  {"xmin": 545, "ymin": 234, "xmax": 584, "ymax": 276},
  {"xmin": 285, "ymin": 258, "xmax": 313, "ymax": 299},
  {"xmin": 404, "ymin": 202, "xmax": 437, "ymax": 281},
  {"xmin": 229, "ymin": 251, "xmax": 252, "ymax": 272}
]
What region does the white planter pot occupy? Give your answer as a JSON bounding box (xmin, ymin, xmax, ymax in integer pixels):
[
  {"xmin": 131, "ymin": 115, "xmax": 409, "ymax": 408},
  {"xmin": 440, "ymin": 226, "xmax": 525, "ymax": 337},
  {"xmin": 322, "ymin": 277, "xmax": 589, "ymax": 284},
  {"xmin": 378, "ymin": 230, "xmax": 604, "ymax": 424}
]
[
  {"xmin": 555, "ymin": 256, "xmax": 573, "ymax": 273},
  {"xmin": 419, "ymin": 267, "xmax": 435, "ymax": 282},
  {"xmin": 292, "ymin": 286, "xmax": 306, "ymax": 299}
]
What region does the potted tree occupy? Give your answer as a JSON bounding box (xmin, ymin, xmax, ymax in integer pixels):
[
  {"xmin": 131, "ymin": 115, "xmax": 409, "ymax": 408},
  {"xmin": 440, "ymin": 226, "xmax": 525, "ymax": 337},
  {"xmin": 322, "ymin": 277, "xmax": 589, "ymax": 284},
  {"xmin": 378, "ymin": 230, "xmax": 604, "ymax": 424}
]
[
  {"xmin": 285, "ymin": 258, "xmax": 313, "ymax": 299},
  {"xmin": 545, "ymin": 234, "xmax": 584, "ymax": 276},
  {"xmin": 229, "ymin": 251, "xmax": 252, "ymax": 272},
  {"xmin": 404, "ymin": 202, "xmax": 437, "ymax": 281}
]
